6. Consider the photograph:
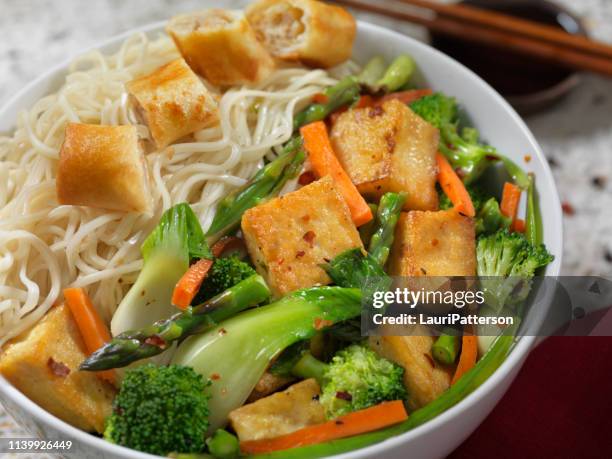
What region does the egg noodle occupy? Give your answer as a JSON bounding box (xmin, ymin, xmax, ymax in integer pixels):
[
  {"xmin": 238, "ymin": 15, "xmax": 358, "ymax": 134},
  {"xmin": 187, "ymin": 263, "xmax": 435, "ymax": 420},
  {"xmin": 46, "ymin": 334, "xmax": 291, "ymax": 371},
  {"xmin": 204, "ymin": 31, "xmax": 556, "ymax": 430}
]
[{"xmin": 0, "ymin": 32, "xmax": 356, "ymax": 345}]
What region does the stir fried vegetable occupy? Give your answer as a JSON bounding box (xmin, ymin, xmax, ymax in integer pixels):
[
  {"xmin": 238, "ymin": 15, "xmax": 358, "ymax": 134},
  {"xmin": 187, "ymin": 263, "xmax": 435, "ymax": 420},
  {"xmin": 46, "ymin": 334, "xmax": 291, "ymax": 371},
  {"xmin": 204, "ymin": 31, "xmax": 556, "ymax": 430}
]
[
  {"xmin": 195, "ymin": 256, "xmax": 256, "ymax": 302},
  {"xmin": 206, "ymin": 429, "xmax": 240, "ymax": 459},
  {"xmin": 476, "ymin": 229, "xmax": 554, "ymax": 311},
  {"xmin": 293, "ymin": 77, "xmax": 361, "ymax": 129},
  {"xmin": 292, "ymin": 345, "xmax": 407, "ymax": 418},
  {"xmin": 104, "ymin": 364, "xmax": 209, "ymax": 456},
  {"xmin": 80, "ymin": 275, "xmax": 270, "ymax": 371},
  {"xmin": 205, "ymin": 140, "xmax": 305, "ymax": 244},
  {"xmin": 171, "ymin": 287, "xmax": 363, "ymax": 431},
  {"xmin": 368, "ymin": 192, "xmax": 406, "ymax": 267},
  {"xmin": 300, "ymin": 121, "xmax": 373, "ymax": 226},
  {"xmin": 240, "ymin": 400, "xmax": 408, "ymax": 455},
  {"xmin": 110, "ymin": 204, "xmax": 210, "ymax": 335},
  {"xmin": 250, "ymin": 331, "xmax": 515, "ymax": 459}
]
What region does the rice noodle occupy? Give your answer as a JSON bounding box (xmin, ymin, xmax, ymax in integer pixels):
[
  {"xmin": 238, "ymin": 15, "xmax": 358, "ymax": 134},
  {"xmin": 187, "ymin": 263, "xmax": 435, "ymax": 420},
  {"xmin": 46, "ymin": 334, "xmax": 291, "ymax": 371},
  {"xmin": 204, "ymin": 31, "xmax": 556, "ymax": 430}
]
[{"xmin": 0, "ymin": 32, "xmax": 351, "ymax": 345}]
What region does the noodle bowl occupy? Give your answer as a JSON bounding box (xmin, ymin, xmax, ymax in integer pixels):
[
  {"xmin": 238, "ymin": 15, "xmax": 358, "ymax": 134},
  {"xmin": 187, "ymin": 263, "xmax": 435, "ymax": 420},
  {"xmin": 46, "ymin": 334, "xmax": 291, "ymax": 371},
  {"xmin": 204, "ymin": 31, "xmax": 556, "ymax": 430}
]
[{"xmin": 0, "ymin": 32, "xmax": 354, "ymax": 344}]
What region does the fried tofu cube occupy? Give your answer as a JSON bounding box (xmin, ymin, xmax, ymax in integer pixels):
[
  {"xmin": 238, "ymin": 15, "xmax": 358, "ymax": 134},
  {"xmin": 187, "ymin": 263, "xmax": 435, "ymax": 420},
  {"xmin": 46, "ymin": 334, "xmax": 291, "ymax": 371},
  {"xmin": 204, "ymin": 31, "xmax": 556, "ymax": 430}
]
[
  {"xmin": 369, "ymin": 325, "xmax": 452, "ymax": 410},
  {"xmin": 0, "ymin": 304, "xmax": 115, "ymax": 433},
  {"xmin": 389, "ymin": 209, "xmax": 476, "ymax": 277},
  {"xmin": 241, "ymin": 176, "xmax": 363, "ymax": 297},
  {"xmin": 246, "ymin": 0, "xmax": 356, "ymax": 68},
  {"xmin": 167, "ymin": 9, "xmax": 275, "ymax": 86},
  {"xmin": 330, "ymin": 99, "xmax": 439, "ymax": 210},
  {"xmin": 126, "ymin": 58, "xmax": 219, "ymax": 148},
  {"xmin": 229, "ymin": 378, "xmax": 325, "ymax": 442},
  {"xmin": 56, "ymin": 123, "xmax": 151, "ymax": 213}
]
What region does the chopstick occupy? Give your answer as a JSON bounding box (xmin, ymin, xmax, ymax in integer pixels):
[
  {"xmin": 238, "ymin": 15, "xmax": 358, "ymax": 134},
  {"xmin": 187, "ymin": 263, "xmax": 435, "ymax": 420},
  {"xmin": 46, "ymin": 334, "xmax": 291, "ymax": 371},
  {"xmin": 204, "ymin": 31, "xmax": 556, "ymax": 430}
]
[
  {"xmin": 404, "ymin": 0, "xmax": 612, "ymax": 60},
  {"xmin": 334, "ymin": 0, "xmax": 612, "ymax": 77}
]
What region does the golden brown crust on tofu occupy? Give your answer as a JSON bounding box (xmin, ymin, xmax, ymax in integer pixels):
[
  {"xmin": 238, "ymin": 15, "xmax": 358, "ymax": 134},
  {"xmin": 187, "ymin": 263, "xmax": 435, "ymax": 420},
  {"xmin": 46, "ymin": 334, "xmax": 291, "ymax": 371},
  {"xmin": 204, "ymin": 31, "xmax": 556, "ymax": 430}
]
[
  {"xmin": 369, "ymin": 326, "xmax": 452, "ymax": 410},
  {"xmin": 126, "ymin": 58, "xmax": 219, "ymax": 148},
  {"xmin": 388, "ymin": 209, "xmax": 476, "ymax": 277},
  {"xmin": 166, "ymin": 9, "xmax": 275, "ymax": 86},
  {"xmin": 0, "ymin": 304, "xmax": 115, "ymax": 433},
  {"xmin": 56, "ymin": 123, "xmax": 151, "ymax": 213},
  {"xmin": 247, "ymin": 372, "xmax": 295, "ymax": 402},
  {"xmin": 330, "ymin": 99, "xmax": 439, "ymax": 210},
  {"xmin": 229, "ymin": 378, "xmax": 325, "ymax": 442},
  {"xmin": 246, "ymin": 0, "xmax": 356, "ymax": 68},
  {"xmin": 241, "ymin": 176, "xmax": 363, "ymax": 297}
]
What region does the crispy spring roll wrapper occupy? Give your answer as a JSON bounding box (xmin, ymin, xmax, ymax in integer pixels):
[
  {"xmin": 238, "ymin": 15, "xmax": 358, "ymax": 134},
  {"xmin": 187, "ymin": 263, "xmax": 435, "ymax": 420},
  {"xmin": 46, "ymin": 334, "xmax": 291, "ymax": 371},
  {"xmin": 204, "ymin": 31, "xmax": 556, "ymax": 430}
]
[
  {"xmin": 56, "ymin": 123, "xmax": 152, "ymax": 213},
  {"xmin": 126, "ymin": 58, "xmax": 219, "ymax": 148},
  {"xmin": 246, "ymin": 0, "xmax": 356, "ymax": 68},
  {"xmin": 166, "ymin": 9, "xmax": 276, "ymax": 86}
]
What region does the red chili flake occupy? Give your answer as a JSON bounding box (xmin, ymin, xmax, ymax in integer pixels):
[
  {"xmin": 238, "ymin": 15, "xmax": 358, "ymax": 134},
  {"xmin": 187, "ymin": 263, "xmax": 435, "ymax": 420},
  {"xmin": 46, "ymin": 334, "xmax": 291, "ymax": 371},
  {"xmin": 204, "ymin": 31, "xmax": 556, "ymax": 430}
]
[
  {"xmin": 561, "ymin": 202, "xmax": 575, "ymax": 216},
  {"xmin": 335, "ymin": 420, "xmax": 345, "ymax": 425},
  {"xmin": 277, "ymin": 258, "xmax": 285, "ymax": 266},
  {"xmin": 303, "ymin": 231, "xmax": 316, "ymax": 247},
  {"xmin": 524, "ymin": 154, "xmax": 532, "ymax": 163},
  {"xmin": 298, "ymin": 171, "xmax": 316, "ymax": 186},
  {"xmin": 314, "ymin": 317, "xmax": 333, "ymax": 330},
  {"xmin": 431, "ymin": 238, "xmax": 439, "ymax": 247},
  {"xmin": 301, "ymin": 214, "xmax": 311, "ymax": 223},
  {"xmin": 420, "ymin": 267, "xmax": 427, "ymax": 275},
  {"xmin": 296, "ymin": 250, "xmax": 306, "ymax": 258},
  {"xmin": 47, "ymin": 358, "xmax": 70, "ymax": 377},
  {"xmin": 335, "ymin": 391, "xmax": 353, "ymax": 401},
  {"xmin": 210, "ymin": 373, "xmax": 221, "ymax": 381},
  {"xmin": 219, "ymin": 328, "xmax": 227, "ymax": 335},
  {"xmin": 144, "ymin": 335, "xmax": 166, "ymax": 349}
]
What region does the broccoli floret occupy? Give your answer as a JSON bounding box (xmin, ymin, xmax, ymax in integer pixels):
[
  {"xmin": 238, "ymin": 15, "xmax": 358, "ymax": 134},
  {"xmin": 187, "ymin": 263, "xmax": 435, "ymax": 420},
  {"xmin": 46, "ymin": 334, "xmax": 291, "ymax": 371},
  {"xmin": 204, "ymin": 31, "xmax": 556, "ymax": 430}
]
[
  {"xmin": 475, "ymin": 198, "xmax": 512, "ymax": 235},
  {"xmin": 196, "ymin": 256, "xmax": 256, "ymax": 301},
  {"xmin": 292, "ymin": 345, "xmax": 407, "ymax": 419},
  {"xmin": 477, "ymin": 229, "xmax": 554, "ymax": 310},
  {"xmin": 409, "ymin": 92, "xmax": 457, "ymax": 129},
  {"xmin": 105, "ymin": 364, "xmax": 210, "ymax": 456},
  {"xmin": 411, "ymin": 93, "xmax": 499, "ymax": 184}
]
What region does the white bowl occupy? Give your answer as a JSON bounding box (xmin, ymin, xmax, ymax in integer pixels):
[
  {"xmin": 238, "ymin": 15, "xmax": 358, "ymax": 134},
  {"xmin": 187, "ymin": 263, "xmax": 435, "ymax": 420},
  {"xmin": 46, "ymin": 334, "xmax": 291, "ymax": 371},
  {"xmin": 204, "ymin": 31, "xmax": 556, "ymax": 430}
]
[{"xmin": 0, "ymin": 19, "xmax": 563, "ymax": 459}]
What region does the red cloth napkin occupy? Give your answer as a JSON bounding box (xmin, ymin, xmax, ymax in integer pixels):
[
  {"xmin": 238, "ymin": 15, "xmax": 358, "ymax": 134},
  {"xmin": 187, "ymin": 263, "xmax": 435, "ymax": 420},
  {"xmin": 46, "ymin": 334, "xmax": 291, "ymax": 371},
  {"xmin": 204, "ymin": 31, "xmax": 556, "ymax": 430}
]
[{"xmin": 449, "ymin": 337, "xmax": 612, "ymax": 459}]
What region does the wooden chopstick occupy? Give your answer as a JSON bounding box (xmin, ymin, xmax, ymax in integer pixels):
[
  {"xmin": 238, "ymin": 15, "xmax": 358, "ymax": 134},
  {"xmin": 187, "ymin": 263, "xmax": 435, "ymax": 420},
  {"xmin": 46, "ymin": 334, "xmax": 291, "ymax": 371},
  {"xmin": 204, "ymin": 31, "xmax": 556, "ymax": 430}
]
[
  {"xmin": 334, "ymin": 0, "xmax": 612, "ymax": 77},
  {"xmin": 401, "ymin": 0, "xmax": 612, "ymax": 60}
]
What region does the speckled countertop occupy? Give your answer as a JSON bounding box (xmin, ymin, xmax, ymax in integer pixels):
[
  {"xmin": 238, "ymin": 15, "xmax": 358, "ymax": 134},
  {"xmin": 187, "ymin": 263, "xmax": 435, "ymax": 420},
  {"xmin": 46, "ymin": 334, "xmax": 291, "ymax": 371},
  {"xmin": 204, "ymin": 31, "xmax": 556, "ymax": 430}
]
[{"xmin": 1, "ymin": 0, "xmax": 612, "ymax": 453}]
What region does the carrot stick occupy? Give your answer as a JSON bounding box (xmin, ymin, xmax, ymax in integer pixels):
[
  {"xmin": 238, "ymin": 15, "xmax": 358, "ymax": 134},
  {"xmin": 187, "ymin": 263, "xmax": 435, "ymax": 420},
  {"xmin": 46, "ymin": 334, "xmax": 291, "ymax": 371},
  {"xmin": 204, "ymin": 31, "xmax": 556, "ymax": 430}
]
[
  {"xmin": 240, "ymin": 400, "xmax": 408, "ymax": 454},
  {"xmin": 501, "ymin": 182, "xmax": 522, "ymax": 224},
  {"xmin": 211, "ymin": 236, "xmax": 245, "ymax": 258},
  {"xmin": 376, "ymin": 89, "xmax": 433, "ymax": 105},
  {"xmin": 436, "ymin": 152, "xmax": 476, "ymax": 217},
  {"xmin": 300, "ymin": 121, "xmax": 373, "ymax": 226},
  {"xmin": 512, "ymin": 218, "xmax": 526, "ymax": 233},
  {"xmin": 171, "ymin": 258, "xmax": 213, "ymax": 309},
  {"xmin": 63, "ymin": 288, "xmax": 115, "ymax": 385},
  {"xmin": 451, "ymin": 333, "xmax": 478, "ymax": 385}
]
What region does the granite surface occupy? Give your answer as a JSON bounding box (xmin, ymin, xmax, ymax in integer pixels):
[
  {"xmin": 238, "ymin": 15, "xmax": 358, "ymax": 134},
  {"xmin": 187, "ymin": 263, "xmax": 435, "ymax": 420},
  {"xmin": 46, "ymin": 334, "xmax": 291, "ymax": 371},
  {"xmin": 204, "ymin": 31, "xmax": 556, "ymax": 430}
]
[{"xmin": 1, "ymin": 0, "xmax": 611, "ymax": 454}]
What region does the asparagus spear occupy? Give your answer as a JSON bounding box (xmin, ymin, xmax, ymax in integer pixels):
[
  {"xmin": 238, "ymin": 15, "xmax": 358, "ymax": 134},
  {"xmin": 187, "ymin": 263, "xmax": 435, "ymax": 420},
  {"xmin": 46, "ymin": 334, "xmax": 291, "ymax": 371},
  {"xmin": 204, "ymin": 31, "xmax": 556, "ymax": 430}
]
[
  {"xmin": 432, "ymin": 333, "xmax": 461, "ymax": 365},
  {"xmin": 79, "ymin": 274, "xmax": 270, "ymax": 371},
  {"xmin": 369, "ymin": 55, "xmax": 416, "ymax": 94},
  {"xmin": 293, "ymin": 76, "xmax": 361, "ymax": 129},
  {"xmin": 205, "ymin": 139, "xmax": 305, "ymax": 244},
  {"xmin": 525, "ymin": 174, "xmax": 542, "ymax": 246},
  {"xmin": 357, "ymin": 56, "xmax": 387, "ymax": 87},
  {"xmin": 368, "ymin": 192, "xmax": 406, "ymax": 267}
]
